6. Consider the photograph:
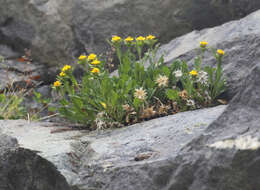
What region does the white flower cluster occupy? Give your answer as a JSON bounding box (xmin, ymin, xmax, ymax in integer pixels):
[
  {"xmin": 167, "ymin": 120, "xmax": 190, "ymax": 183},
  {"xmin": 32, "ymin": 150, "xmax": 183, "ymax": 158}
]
[
  {"xmin": 156, "ymin": 75, "xmax": 168, "ymax": 87},
  {"xmin": 197, "ymin": 71, "xmax": 208, "ymax": 85},
  {"xmin": 186, "ymin": 99, "xmax": 195, "ymax": 107},
  {"xmin": 174, "ymin": 70, "xmax": 183, "ymax": 79},
  {"xmin": 134, "ymin": 87, "xmax": 147, "ymax": 101}
]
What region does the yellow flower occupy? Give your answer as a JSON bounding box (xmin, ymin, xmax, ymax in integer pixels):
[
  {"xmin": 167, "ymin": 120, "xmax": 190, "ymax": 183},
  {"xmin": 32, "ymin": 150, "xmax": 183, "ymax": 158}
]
[
  {"xmin": 111, "ymin": 35, "xmax": 121, "ymax": 43},
  {"xmin": 59, "ymin": 72, "xmax": 66, "ymax": 77},
  {"xmin": 54, "ymin": 81, "xmax": 61, "ymax": 87},
  {"xmin": 78, "ymin": 55, "xmax": 87, "ymax": 60},
  {"xmin": 146, "ymin": 35, "xmax": 156, "ymax": 40},
  {"xmin": 189, "ymin": 70, "xmax": 198, "ymax": 76},
  {"xmin": 62, "ymin": 65, "xmax": 71, "ymax": 72},
  {"xmin": 91, "ymin": 68, "xmax": 100, "ymax": 74},
  {"xmin": 136, "ymin": 36, "xmax": 145, "ymax": 41},
  {"xmin": 100, "ymin": 102, "xmax": 107, "ymax": 109},
  {"xmin": 217, "ymin": 49, "xmax": 225, "ymax": 56},
  {"xmin": 91, "ymin": 59, "xmax": 101, "ymax": 65},
  {"xmin": 87, "ymin": 53, "xmax": 97, "ymax": 61},
  {"xmin": 124, "ymin": 36, "xmax": 134, "ymax": 43},
  {"xmin": 200, "ymin": 41, "xmax": 208, "ymax": 48}
]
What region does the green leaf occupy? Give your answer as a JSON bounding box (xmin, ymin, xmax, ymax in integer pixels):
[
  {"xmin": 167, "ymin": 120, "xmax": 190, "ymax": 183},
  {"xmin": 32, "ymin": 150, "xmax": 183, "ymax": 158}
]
[
  {"xmin": 162, "ymin": 66, "xmax": 170, "ymax": 77},
  {"xmin": 133, "ymin": 98, "xmax": 141, "ymax": 111},
  {"xmin": 166, "ymin": 89, "xmax": 179, "ymax": 101}
]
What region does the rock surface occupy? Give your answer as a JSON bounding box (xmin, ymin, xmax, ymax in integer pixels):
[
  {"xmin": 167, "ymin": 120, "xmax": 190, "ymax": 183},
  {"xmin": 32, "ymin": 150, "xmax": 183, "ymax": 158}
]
[
  {"xmin": 0, "ymin": 105, "xmax": 226, "ymax": 188},
  {"xmin": 83, "ymin": 10, "xmax": 260, "ymax": 190},
  {"xmin": 157, "ymin": 9, "xmax": 260, "ymax": 99},
  {"xmin": 0, "ymin": 5, "xmax": 260, "ymax": 190},
  {"xmin": 1, "ymin": 0, "xmax": 260, "ymax": 66},
  {"xmin": 0, "ymin": 133, "xmax": 71, "ymax": 190}
]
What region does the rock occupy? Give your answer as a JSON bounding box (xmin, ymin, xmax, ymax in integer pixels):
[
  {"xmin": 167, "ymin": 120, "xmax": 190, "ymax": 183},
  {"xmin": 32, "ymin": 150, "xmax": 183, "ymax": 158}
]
[
  {"xmin": 156, "ymin": 9, "xmax": 260, "ymax": 99},
  {"xmin": 1, "ymin": 0, "xmax": 260, "ymax": 66},
  {"xmin": 0, "ymin": 59, "xmax": 44, "ymax": 90},
  {"xmin": 0, "ymin": 133, "xmax": 71, "ymax": 190},
  {"xmin": 162, "ymin": 63, "xmax": 260, "ymax": 190},
  {"xmin": 74, "ymin": 10, "xmax": 260, "ymax": 190},
  {"xmin": 0, "ymin": 7, "xmax": 260, "ymax": 190},
  {"xmin": 0, "ymin": 106, "xmax": 226, "ymax": 188}
]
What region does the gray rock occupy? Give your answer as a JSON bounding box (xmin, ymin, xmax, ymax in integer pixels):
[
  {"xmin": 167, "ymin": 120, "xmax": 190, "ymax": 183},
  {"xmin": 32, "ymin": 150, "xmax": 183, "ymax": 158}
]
[
  {"xmin": 0, "ymin": 7, "xmax": 260, "ymax": 190},
  {"xmin": 0, "ymin": 120, "xmax": 84, "ymax": 187},
  {"xmin": 0, "ymin": 133, "xmax": 71, "ymax": 190},
  {"xmin": 0, "ymin": 106, "xmax": 226, "ymax": 188},
  {"xmin": 1, "ymin": 0, "xmax": 260, "ymax": 66},
  {"xmin": 157, "ymin": 9, "xmax": 260, "ymax": 98},
  {"xmin": 162, "ymin": 62, "xmax": 260, "ymax": 190},
  {"xmin": 0, "ymin": 59, "xmax": 44, "ymax": 90},
  {"xmin": 79, "ymin": 10, "xmax": 260, "ymax": 190}
]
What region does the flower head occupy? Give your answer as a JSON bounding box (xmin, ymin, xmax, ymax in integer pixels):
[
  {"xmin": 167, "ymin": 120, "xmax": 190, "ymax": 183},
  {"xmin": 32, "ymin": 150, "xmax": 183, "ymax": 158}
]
[
  {"xmin": 134, "ymin": 87, "xmax": 147, "ymax": 101},
  {"xmin": 179, "ymin": 90, "xmax": 188, "ymax": 100},
  {"xmin": 124, "ymin": 36, "xmax": 134, "ymax": 43},
  {"xmin": 100, "ymin": 102, "xmax": 107, "ymax": 109},
  {"xmin": 217, "ymin": 49, "xmax": 225, "ymax": 56},
  {"xmin": 62, "ymin": 65, "xmax": 71, "ymax": 72},
  {"xmin": 156, "ymin": 75, "xmax": 168, "ymax": 87},
  {"xmin": 197, "ymin": 71, "xmax": 208, "ymax": 85},
  {"xmin": 186, "ymin": 99, "xmax": 195, "ymax": 107},
  {"xmin": 78, "ymin": 55, "xmax": 87, "ymax": 61},
  {"xmin": 91, "ymin": 68, "xmax": 100, "ymax": 74},
  {"xmin": 200, "ymin": 41, "xmax": 208, "ymax": 48},
  {"xmin": 59, "ymin": 72, "xmax": 66, "ymax": 77},
  {"xmin": 136, "ymin": 36, "xmax": 145, "ymax": 42},
  {"xmin": 146, "ymin": 35, "xmax": 156, "ymax": 40},
  {"xmin": 174, "ymin": 70, "xmax": 183, "ymax": 78},
  {"xmin": 91, "ymin": 59, "xmax": 101, "ymax": 65},
  {"xmin": 54, "ymin": 81, "xmax": 61, "ymax": 87},
  {"xmin": 189, "ymin": 70, "xmax": 198, "ymax": 76},
  {"xmin": 111, "ymin": 35, "xmax": 121, "ymax": 43},
  {"xmin": 88, "ymin": 53, "xmax": 97, "ymax": 61}
]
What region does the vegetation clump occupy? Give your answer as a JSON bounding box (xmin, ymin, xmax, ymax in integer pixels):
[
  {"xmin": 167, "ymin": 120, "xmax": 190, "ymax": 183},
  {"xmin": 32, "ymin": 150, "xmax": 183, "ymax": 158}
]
[{"xmin": 52, "ymin": 35, "xmax": 227, "ymax": 129}]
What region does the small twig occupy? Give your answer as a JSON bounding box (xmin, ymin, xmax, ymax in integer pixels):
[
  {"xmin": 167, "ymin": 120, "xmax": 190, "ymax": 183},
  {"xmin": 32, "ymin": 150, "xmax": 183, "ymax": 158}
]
[
  {"xmin": 34, "ymin": 113, "xmax": 59, "ymax": 122},
  {"xmin": 27, "ymin": 113, "xmax": 30, "ymax": 123},
  {"xmin": 153, "ymin": 96, "xmax": 163, "ymax": 106}
]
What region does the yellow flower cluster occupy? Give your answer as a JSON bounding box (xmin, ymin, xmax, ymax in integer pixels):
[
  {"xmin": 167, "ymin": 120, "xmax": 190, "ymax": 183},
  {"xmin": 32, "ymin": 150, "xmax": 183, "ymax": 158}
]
[
  {"xmin": 112, "ymin": 35, "xmax": 156, "ymax": 43},
  {"xmin": 54, "ymin": 81, "xmax": 61, "ymax": 87},
  {"xmin": 59, "ymin": 72, "xmax": 66, "ymax": 77},
  {"xmin": 124, "ymin": 36, "xmax": 134, "ymax": 43},
  {"xmin": 189, "ymin": 70, "xmax": 198, "ymax": 76},
  {"xmin": 91, "ymin": 59, "xmax": 101, "ymax": 65},
  {"xmin": 136, "ymin": 36, "xmax": 146, "ymax": 41},
  {"xmin": 217, "ymin": 49, "xmax": 225, "ymax": 56},
  {"xmin": 62, "ymin": 65, "xmax": 71, "ymax": 72},
  {"xmin": 59, "ymin": 65, "xmax": 72, "ymax": 77},
  {"xmin": 91, "ymin": 68, "xmax": 100, "ymax": 73},
  {"xmin": 100, "ymin": 102, "xmax": 107, "ymax": 109},
  {"xmin": 112, "ymin": 35, "xmax": 122, "ymax": 43},
  {"xmin": 200, "ymin": 41, "xmax": 208, "ymax": 48},
  {"xmin": 146, "ymin": 35, "xmax": 156, "ymax": 40},
  {"xmin": 78, "ymin": 55, "xmax": 87, "ymax": 60},
  {"xmin": 88, "ymin": 53, "xmax": 97, "ymax": 61}
]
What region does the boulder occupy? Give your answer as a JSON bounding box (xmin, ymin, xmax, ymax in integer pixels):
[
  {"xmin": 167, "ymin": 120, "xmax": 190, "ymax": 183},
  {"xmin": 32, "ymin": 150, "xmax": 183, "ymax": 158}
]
[
  {"xmin": 0, "ymin": 133, "xmax": 71, "ymax": 190},
  {"xmin": 81, "ymin": 9, "xmax": 260, "ymax": 190},
  {"xmin": 1, "ymin": 0, "xmax": 260, "ymax": 66},
  {"xmin": 157, "ymin": 9, "xmax": 260, "ymax": 99},
  {"xmin": 0, "ymin": 106, "xmax": 226, "ymax": 188},
  {"xmin": 0, "ymin": 7, "xmax": 260, "ymax": 190},
  {"xmin": 162, "ymin": 62, "xmax": 260, "ymax": 190},
  {"xmin": 74, "ymin": 9, "xmax": 260, "ymax": 189}
]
